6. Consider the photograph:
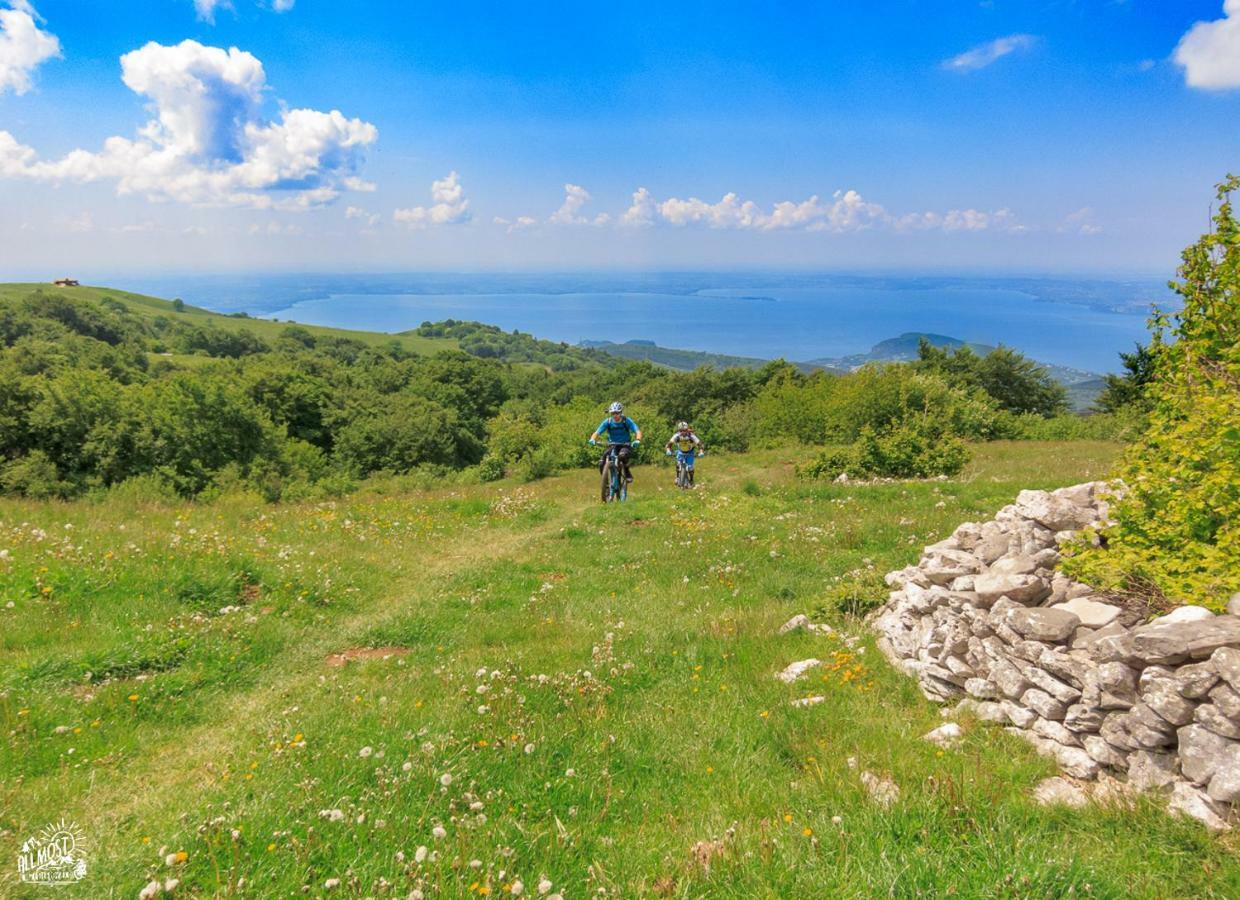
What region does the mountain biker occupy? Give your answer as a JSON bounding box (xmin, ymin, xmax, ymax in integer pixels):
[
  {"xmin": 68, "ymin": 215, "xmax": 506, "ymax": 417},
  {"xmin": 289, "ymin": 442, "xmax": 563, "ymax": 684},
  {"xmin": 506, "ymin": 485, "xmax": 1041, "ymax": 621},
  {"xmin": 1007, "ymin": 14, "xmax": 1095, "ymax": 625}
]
[
  {"xmin": 587, "ymin": 402, "xmax": 642, "ymax": 483},
  {"xmin": 665, "ymin": 421, "xmax": 704, "ymax": 482}
]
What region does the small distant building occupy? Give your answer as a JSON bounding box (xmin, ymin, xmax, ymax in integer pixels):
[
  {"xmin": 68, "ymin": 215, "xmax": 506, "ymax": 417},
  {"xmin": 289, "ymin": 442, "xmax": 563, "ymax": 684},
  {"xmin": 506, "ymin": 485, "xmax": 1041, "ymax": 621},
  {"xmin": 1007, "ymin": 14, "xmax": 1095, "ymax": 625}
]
[{"xmin": 52, "ymin": 278, "xmax": 80, "ymax": 287}]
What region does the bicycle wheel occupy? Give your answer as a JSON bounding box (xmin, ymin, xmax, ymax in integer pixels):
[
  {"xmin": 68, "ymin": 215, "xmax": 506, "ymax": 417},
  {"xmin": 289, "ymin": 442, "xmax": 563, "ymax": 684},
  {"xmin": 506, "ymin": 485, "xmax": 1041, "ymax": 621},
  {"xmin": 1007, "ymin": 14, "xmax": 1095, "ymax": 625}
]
[
  {"xmin": 618, "ymin": 471, "xmax": 627, "ymax": 501},
  {"xmin": 600, "ymin": 461, "xmax": 612, "ymax": 503}
]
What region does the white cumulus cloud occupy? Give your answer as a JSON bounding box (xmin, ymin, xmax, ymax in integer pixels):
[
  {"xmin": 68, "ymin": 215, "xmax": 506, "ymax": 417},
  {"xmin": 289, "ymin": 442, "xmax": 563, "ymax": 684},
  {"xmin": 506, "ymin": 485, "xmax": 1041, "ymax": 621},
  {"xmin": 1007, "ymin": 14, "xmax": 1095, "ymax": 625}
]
[
  {"xmin": 193, "ymin": 1, "xmax": 295, "ymax": 23},
  {"xmin": 0, "ymin": 1, "xmax": 60, "ymax": 96},
  {"xmin": 548, "ymin": 183, "xmax": 593, "ymax": 225},
  {"xmin": 0, "ymin": 39, "xmax": 377, "ymax": 209},
  {"xmin": 393, "ymin": 171, "xmax": 471, "ymax": 227},
  {"xmin": 942, "ymin": 34, "xmax": 1036, "ymax": 73},
  {"xmin": 655, "ymin": 189, "xmax": 889, "ymax": 232},
  {"xmin": 1175, "ymin": 0, "xmax": 1240, "ymax": 89}
]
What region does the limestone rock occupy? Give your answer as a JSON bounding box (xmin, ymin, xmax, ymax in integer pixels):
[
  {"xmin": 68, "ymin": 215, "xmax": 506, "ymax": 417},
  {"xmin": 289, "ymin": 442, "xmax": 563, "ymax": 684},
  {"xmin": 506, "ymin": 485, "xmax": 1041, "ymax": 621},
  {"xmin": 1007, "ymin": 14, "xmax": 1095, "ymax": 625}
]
[
  {"xmin": 1208, "ymin": 683, "xmax": 1240, "ymax": 720},
  {"xmin": 922, "ymin": 723, "xmax": 963, "ymax": 748},
  {"xmin": 1167, "ymin": 782, "xmax": 1230, "ymax": 832},
  {"xmin": 1052, "ymin": 597, "xmax": 1121, "ymax": 629},
  {"xmin": 964, "ymin": 678, "xmax": 1000, "ymax": 700},
  {"xmin": 1033, "ymin": 776, "xmax": 1088, "ymax": 808},
  {"xmin": 1142, "ymin": 681, "xmax": 1198, "ymax": 727},
  {"xmin": 778, "ymin": 614, "xmax": 810, "ymax": 635},
  {"xmin": 859, "ymin": 771, "xmax": 900, "ymax": 808},
  {"xmin": 1228, "ymin": 592, "xmax": 1240, "ymax": 617},
  {"xmin": 1148, "ymin": 606, "xmax": 1215, "ymax": 627},
  {"xmin": 1211, "ymin": 647, "xmax": 1240, "ymax": 693},
  {"xmin": 921, "ymin": 548, "xmax": 983, "ymax": 585},
  {"xmin": 1001, "ymin": 700, "xmax": 1037, "ymax": 729},
  {"xmin": 1129, "ymin": 617, "xmax": 1240, "ymax": 666},
  {"xmin": 1173, "ymin": 661, "xmax": 1221, "ymax": 700},
  {"xmin": 989, "ymin": 554, "xmax": 1038, "ymax": 577},
  {"xmin": 1014, "ymin": 488, "xmax": 1100, "ymax": 532},
  {"xmin": 1083, "ymin": 735, "xmax": 1129, "ymax": 769},
  {"xmin": 1178, "ymin": 724, "xmax": 1238, "ymax": 785},
  {"xmin": 776, "ymin": 659, "xmax": 820, "ymax": 684},
  {"xmin": 1095, "ymin": 662, "xmax": 1139, "ymax": 708},
  {"xmin": 1064, "ymin": 703, "xmax": 1105, "ymax": 734},
  {"xmin": 1038, "ymin": 648, "xmax": 1091, "ymax": 689},
  {"xmin": 1033, "ymin": 717, "xmax": 1080, "ymax": 747},
  {"xmin": 975, "ymin": 572, "xmax": 1051, "ymax": 606},
  {"xmin": 1026, "ymin": 666, "xmax": 1082, "ymax": 705},
  {"xmin": 1005, "ymin": 607, "xmax": 1080, "ymax": 643},
  {"xmin": 1205, "ymin": 746, "xmax": 1240, "ymax": 804},
  {"xmin": 1021, "ymin": 688, "xmax": 1068, "ymax": 721},
  {"xmin": 1195, "ymin": 703, "xmax": 1240, "ymax": 740},
  {"xmin": 1127, "ymin": 751, "xmax": 1178, "ymax": 791}
]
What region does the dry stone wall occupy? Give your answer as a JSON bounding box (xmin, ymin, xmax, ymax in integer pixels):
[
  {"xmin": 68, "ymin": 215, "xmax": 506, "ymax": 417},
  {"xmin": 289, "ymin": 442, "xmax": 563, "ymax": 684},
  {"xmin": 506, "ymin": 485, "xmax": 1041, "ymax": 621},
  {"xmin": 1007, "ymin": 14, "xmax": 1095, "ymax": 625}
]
[{"xmin": 872, "ymin": 482, "xmax": 1240, "ymax": 831}]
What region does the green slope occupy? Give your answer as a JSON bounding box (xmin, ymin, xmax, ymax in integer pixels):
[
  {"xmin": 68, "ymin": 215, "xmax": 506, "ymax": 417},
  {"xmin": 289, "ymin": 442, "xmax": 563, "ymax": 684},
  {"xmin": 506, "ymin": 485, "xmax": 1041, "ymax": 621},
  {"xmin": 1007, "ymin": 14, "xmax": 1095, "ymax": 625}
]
[{"xmin": 0, "ymin": 282, "xmax": 457, "ymax": 355}]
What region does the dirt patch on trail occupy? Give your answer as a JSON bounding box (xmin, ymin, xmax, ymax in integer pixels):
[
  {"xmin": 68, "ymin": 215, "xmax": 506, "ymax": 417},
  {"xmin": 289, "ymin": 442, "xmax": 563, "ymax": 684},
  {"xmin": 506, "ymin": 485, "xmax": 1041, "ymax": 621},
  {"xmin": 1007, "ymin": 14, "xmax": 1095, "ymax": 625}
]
[{"xmin": 325, "ymin": 646, "xmax": 411, "ymax": 667}]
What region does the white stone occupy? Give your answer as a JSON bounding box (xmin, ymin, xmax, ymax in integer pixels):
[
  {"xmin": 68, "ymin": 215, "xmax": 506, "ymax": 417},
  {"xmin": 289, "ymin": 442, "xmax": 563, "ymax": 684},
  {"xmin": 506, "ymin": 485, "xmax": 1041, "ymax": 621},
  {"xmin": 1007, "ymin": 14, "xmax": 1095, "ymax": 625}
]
[
  {"xmin": 778, "ymin": 614, "xmax": 811, "ymax": 635},
  {"xmin": 1052, "ymin": 597, "xmax": 1121, "ymax": 629},
  {"xmin": 1033, "ymin": 776, "xmax": 1088, "ymax": 808},
  {"xmin": 859, "ymin": 771, "xmax": 900, "ymax": 808},
  {"xmin": 790, "ymin": 695, "xmax": 825, "ymax": 708},
  {"xmin": 1167, "ymin": 782, "xmax": 1230, "ymax": 832},
  {"xmin": 1149, "ymin": 606, "xmax": 1215, "ymax": 627},
  {"xmin": 776, "ymin": 659, "xmax": 820, "ymax": 683},
  {"xmin": 922, "ymin": 723, "xmax": 963, "ymax": 747}
]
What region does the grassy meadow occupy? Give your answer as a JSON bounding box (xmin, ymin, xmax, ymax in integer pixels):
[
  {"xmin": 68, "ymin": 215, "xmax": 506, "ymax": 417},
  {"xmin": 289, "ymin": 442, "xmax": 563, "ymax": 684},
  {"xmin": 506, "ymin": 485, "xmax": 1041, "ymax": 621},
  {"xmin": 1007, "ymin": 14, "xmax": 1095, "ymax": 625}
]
[{"xmin": 2, "ymin": 441, "xmax": 1236, "ymax": 898}]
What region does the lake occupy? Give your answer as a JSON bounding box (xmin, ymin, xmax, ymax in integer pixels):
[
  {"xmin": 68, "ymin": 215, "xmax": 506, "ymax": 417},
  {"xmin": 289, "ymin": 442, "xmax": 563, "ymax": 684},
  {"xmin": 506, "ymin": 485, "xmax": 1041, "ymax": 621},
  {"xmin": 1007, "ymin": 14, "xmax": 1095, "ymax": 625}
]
[{"xmin": 116, "ymin": 272, "xmax": 1168, "ymax": 372}]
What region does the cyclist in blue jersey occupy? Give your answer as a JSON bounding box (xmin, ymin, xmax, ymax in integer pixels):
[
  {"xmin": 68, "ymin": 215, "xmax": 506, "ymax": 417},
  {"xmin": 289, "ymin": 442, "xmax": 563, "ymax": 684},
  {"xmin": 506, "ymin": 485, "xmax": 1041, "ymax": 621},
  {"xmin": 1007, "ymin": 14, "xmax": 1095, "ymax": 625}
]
[{"xmin": 587, "ymin": 402, "xmax": 642, "ymax": 483}]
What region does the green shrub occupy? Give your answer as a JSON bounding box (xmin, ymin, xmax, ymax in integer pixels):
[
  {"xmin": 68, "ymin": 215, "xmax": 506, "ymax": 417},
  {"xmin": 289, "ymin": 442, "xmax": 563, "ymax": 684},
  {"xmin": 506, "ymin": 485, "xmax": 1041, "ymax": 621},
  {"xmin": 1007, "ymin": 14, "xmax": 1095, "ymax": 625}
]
[
  {"xmin": 476, "ymin": 455, "xmax": 506, "ymax": 483},
  {"xmin": 1004, "ymin": 411, "xmax": 1139, "ymax": 442},
  {"xmin": 1, "ymin": 450, "xmax": 72, "ymax": 499},
  {"xmin": 1064, "ymin": 176, "xmax": 1240, "ymax": 608},
  {"xmin": 815, "ymin": 569, "xmax": 888, "ymax": 619},
  {"xmin": 800, "ymin": 419, "xmax": 970, "ymax": 480},
  {"xmin": 517, "ymin": 446, "xmax": 558, "ymax": 482}
]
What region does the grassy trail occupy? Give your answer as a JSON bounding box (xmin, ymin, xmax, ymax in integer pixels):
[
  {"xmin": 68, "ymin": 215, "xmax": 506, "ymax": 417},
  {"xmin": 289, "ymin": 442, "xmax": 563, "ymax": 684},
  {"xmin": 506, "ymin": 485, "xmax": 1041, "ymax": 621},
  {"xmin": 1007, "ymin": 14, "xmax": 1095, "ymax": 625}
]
[{"xmin": 2, "ymin": 443, "xmax": 1237, "ymax": 897}]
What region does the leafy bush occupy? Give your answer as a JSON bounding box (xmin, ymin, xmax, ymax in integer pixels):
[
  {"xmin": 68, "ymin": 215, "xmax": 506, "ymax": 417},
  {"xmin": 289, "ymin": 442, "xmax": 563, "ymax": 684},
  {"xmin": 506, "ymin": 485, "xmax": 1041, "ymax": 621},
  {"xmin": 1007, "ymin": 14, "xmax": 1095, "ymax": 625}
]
[
  {"xmin": 1064, "ymin": 176, "xmax": 1240, "ymax": 607},
  {"xmin": 476, "ymin": 455, "xmax": 506, "ymax": 483},
  {"xmin": 815, "ymin": 569, "xmax": 889, "ymax": 618},
  {"xmin": 1003, "ymin": 411, "xmax": 1139, "ymax": 442},
  {"xmin": 800, "ymin": 419, "xmax": 970, "ymax": 480}
]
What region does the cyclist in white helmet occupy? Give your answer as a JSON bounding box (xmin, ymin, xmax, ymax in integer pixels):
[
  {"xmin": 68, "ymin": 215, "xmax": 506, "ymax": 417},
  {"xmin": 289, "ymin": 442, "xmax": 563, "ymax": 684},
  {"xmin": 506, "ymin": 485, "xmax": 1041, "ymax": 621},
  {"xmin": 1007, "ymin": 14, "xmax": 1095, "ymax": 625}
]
[
  {"xmin": 587, "ymin": 402, "xmax": 642, "ymax": 482},
  {"xmin": 665, "ymin": 420, "xmax": 704, "ymax": 484}
]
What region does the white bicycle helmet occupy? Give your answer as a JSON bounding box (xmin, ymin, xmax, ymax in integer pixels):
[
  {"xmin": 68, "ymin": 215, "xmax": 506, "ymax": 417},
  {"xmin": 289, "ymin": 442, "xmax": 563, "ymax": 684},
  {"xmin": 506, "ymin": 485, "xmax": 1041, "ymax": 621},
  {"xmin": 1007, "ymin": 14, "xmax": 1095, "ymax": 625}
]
[
  {"xmin": 608, "ymin": 402, "xmax": 624, "ymax": 414},
  {"xmin": 676, "ymin": 421, "xmax": 690, "ymax": 431}
]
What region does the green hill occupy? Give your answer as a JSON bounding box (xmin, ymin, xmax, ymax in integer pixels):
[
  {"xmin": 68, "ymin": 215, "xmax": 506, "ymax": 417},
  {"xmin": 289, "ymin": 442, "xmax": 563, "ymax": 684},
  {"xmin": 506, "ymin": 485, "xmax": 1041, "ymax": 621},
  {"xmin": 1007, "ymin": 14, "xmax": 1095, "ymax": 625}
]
[
  {"xmin": 0, "ymin": 282, "xmax": 455, "ymax": 357},
  {"xmin": 4, "ymin": 440, "xmax": 1237, "ymax": 897}
]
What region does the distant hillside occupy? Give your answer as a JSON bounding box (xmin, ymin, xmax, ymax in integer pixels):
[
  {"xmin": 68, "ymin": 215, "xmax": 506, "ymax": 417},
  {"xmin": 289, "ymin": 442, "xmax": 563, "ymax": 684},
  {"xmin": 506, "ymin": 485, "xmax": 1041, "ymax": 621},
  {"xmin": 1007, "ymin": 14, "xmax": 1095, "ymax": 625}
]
[
  {"xmin": 809, "ymin": 332, "xmax": 1102, "ymax": 392},
  {"xmin": 584, "ymin": 332, "xmax": 1104, "ymax": 409},
  {"xmin": 578, "ymin": 339, "xmax": 800, "ymax": 372}
]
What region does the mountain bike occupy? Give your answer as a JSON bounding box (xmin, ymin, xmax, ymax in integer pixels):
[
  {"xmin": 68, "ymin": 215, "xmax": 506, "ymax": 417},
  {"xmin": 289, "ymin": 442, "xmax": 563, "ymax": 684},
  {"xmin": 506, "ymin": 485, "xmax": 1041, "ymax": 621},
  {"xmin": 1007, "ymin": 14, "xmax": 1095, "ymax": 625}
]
[
  {"xmin": 599, "ymin": 443, "xmax": 629, "ymax": 503},
  {"xmin": 670, "ymin": 448, "xmax": 703, "ymax": 489}
]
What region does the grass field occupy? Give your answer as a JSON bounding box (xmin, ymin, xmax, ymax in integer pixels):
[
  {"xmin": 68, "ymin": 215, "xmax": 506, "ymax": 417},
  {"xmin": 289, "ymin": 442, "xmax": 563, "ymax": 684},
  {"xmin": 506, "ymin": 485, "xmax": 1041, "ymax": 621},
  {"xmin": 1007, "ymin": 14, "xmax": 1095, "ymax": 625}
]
[
  {"xmin": 0, "ymin": 283, "xmax": 455, "ymax": 356},
  {"xmin": 2, "ymin": 441, "xmax": 1236, "ymax": 898}
]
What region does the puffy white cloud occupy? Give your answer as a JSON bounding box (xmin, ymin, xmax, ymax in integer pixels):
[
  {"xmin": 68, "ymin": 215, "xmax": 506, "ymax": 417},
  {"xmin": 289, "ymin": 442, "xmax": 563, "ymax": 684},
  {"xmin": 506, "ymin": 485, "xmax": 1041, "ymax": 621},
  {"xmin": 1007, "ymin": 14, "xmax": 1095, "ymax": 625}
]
[
  {"xmin": 0, "ymin": 39, "xmax": 377, "ymax": 209},
  {"xmin": 193, "ymin": 0, "xmax": 294, "ymax": 21},
  {"xmin": 548, "ymin": 183, "xmax": 594, "ymax": 224},
  {"xmin": 620, "ymin": 187, "xmax": 656, "ymax": 227},
  {"xmin": 393, "ymin": 171, "xmax": 471, "ymax": 227},
  {"xmin": 942, "ymin": 34, "xmax": 1035, "ymax": 73},
  {"xmin": 896, "ymin": 207, "xmax": 1022, "ymax": 233},
  {"xmin": 655, "ymin": 189, "xmax": 888, "ymax": 232},
  {"xmin": 0, "ymin": 1, "xmax": 60, "ymax": 96},
  {"xmin": 1175, "ymin": 0, "xmax": 1240, "ymax": 89},
  {"xmin": 494, "ymin": 214, "xmax": 537, "ymax": 233}
]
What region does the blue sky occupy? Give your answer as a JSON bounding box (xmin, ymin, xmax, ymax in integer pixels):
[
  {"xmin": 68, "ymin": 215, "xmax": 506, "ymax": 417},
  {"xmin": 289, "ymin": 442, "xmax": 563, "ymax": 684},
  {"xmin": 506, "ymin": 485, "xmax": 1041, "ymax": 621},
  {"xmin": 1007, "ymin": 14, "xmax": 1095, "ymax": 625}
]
[{"xmin": 0, "ymin": 0, "xmax": 1238, "ymax": 275}]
